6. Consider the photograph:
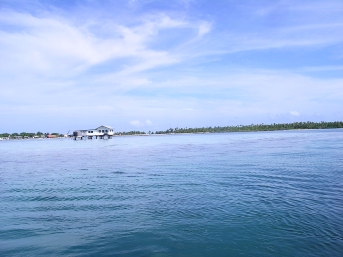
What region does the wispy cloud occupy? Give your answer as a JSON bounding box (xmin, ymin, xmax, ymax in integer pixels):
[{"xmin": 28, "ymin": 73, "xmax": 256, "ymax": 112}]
[
  {"xmin": 130, "ymin": 119, "xmax": 152, "ymax": 127},
  {"xmin": 197, "ymin": 21, "xmax": 211, "ymax": 37},
  {"xmin": 299, "ymin": 66, "xmax": 343, "ymax": 72},
  {"xmin": 0, "ymin": 0, "xmax": 342, "ymax": 132},
  {"xmin": 290, "ymin": 111, "xmax": 300, "ymax": 116}
]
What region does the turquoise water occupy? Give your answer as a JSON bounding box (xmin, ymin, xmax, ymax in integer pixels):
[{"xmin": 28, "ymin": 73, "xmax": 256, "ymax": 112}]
[{"xmin": 1, "ymin": 130, "xmax": 343, "ymax": 256}]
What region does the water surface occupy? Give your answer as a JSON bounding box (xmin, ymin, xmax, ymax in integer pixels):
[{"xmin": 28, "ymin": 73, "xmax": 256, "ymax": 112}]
[{"xmin": 1, "ymin": 130, "xmax": 343, "ymax": 256}]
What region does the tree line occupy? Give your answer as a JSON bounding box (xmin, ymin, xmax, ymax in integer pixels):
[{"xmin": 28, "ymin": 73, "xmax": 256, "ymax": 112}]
[
  {"xmin": 153, "ymin": 121, "xmax": 343, "ymax": 134},
  {"xmin": 114, "ymin": 130, "xmax": 147, "ymax": 136},
  {"xmin": 0, "ymin": 132, "xmax": 63, "ymax": 138}
]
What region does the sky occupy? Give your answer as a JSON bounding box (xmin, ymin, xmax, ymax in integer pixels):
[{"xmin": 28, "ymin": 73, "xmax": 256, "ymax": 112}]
[{"xmin": 1, "ymin": 0, "xmax": 343, "ymax": 133}]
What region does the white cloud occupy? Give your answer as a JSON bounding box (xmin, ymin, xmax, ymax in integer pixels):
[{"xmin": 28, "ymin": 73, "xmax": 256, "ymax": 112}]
[
  {"xmin": 299, "ymin": 65, "xmax": 343, "ymax": 72},
  {"xmin": 130, "ymin": 120, "xmax": 141, "ymax": 126},
  {"xmin": 0, "ymin": 11, "xmax": 199, "ymax": 81},
  {"xmin": 197, "ymin": 21, "xmax": 211, "ymax": 37},
  {"xmin": 130, "ymin": 119, "xmax": 152, "ymax": 127},
  {"xmin": 290, "ymin": 111, "xmax": 301, "ymax": 116}
]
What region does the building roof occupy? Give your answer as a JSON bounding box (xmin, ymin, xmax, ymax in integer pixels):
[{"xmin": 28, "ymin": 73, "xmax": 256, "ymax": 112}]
[{"xmin": 95, "ymin": 125, "xmax": 113, "ymax": 129}]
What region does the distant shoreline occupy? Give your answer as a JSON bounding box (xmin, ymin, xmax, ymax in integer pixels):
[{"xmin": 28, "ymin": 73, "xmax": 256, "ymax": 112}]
[
  {"xmin": 1, "ymin": 121, "xmax": 343, "ymax": 140},
  {"xmin": 1, "ymin": 128, "xmax": 343, "ymax": 141},
  {"xmin": 151, "ymin": 121, "xmax": 343, "ymax": 135},
  {"xmin": 114, "ymin": 127, "xmax": 343, "ymax": 136}
]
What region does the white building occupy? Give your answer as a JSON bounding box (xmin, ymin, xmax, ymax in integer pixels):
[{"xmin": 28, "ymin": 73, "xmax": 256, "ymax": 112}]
[
  {"xmin": 73, "ymin": 125, "xmax": 114, "ymax": 139},
  {"xmin": 85, "ymin": 125, "xmax": 114, "ymax": 136}
]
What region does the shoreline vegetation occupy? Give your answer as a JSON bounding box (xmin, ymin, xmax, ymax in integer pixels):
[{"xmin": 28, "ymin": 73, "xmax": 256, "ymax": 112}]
[
  {"xmin": 1, "ymin": 121, "xmax": 343, "ymax": 140},
  {"xmin": 150, "ymin": 121, "xmax": 343, "ymax": 135},
  {"xmin": 0, "ymin": 132, "xmax": 65, "ymax": 140}
]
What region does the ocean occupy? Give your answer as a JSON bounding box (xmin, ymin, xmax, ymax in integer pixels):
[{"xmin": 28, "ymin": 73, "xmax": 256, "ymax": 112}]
[{"xmin": 1, "ymin": 129, "xmax": 343, "ymax": 256}]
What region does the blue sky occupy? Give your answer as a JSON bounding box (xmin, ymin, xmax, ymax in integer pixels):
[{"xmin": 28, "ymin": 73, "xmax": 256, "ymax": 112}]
[{"xmin": 1, "ymin": 0, "xmax": 343, "ymax": 133}]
